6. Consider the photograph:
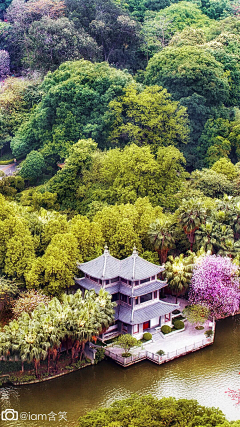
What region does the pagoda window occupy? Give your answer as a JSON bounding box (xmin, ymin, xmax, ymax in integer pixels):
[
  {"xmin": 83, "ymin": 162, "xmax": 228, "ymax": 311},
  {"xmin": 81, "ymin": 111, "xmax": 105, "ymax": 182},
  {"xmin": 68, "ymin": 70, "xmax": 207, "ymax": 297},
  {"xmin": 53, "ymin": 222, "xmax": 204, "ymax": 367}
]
[
  {"xmin": 85, "ymin": 274, "xmax": 89, "ymax": 278},
  {"xmin": 106, "ymin": 280, "xmax": 110, "ymax": 285},
  {"xmin": 140, "ymin": 277, "xmax": 150, "ymax": 284},
  {"xmin": 140, "ymin": 293, "xmax": 152, "ymax": 304},
  {"xmin": 121, "ymin": 278, "xmax": 127, "ymax": 284},
  {"xmin": 134, "ymin": 281, "xmax": 139, "ymax": 286},
  {"xmin": 151, "ymin": 276, "xmax": 155, "ymax": 281},
  {"xmin": 128, "ymin": 280, "xmax": 132, "ymax": 286},
  {"xmin": 112, "ymin": 293, "xmax": 119, "ymax": 302},
  {"xmin": 90, "ymin": 276, "xmax": 98, "ymax": 282},
  {"xmin": 99, "ymin": 279, "xmax": 102, "ymax": 285},
  {"xmin": 110, "ymin": 277, "xmax": 119, "ymax": 283},
  {"xmin": 120, "ymin": 294, "xmax": 130, "ymax": 304},
  {"xmin": 135, "ymin": 297, "xmax": 139, "ymax": 305},
  {"xmin": 154, "ymin": 291, "xmax": 158, "ymax": 299}
]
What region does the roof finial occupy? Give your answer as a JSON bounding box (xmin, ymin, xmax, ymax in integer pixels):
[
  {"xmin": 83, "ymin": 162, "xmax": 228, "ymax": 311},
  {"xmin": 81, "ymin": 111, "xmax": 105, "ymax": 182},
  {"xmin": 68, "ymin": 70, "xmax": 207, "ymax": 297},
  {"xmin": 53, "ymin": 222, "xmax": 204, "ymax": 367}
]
[
  {"xmin": 132, "ymin": 245, "xmax": 138, "ymax": 256},
  {"xmin": 132, "ymin": 245, "xmax": 138, "ymax": 280},
  {"xmin": 104, "ymin": 244, "xmax": 109, "ymax": 255}
]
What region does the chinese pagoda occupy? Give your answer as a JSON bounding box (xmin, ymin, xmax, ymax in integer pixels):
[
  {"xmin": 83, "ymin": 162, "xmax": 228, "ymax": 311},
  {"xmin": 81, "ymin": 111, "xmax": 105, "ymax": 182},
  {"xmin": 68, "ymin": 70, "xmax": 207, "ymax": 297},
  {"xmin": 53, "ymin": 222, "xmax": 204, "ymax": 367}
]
[{"xmin": 75, "ymin": 246, "xmax": 179, "ymax": 340}]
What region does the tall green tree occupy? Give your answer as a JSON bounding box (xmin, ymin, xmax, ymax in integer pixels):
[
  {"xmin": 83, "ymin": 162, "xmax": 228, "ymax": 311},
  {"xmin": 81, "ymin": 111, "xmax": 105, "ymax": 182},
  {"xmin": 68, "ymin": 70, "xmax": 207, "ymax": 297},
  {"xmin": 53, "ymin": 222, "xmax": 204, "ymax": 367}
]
[
  {"xmin": 11, "ymin": 60, "xmax": 133, "ymax": 161},
  {"xmin": 108, "ymin": 84, "xmax": 189, "ymax": 152},
  {"xmin": 149, "ymin": 217, "xmax": 175, "ymax": 263},
  {"xmin": 163, "ymin": 253, "xmax": 194, "ymax": 302}
]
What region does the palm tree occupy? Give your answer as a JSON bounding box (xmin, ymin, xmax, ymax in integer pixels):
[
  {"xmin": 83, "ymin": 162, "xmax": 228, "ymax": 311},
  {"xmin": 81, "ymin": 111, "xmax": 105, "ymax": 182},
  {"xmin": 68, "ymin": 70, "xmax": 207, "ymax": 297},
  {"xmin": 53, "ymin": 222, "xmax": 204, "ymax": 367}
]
[
  {"xmin": 177, "ymin": 199, "xmax": 206, "ymax": 251},
  {"xmin": 163, "ymin": 253, "xmax": 194, "ymax": 303},
  {"xmin": 149, "ymin": 217, "xmax": 175, "ymax": 263}
]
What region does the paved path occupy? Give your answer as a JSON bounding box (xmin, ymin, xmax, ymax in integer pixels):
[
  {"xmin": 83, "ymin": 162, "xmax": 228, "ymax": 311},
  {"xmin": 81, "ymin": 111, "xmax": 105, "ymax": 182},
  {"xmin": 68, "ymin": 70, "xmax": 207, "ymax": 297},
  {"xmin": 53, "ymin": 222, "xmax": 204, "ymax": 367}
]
[{"xmin": 0, "ymin": 163, "xmax": 18, "ymax": 176}]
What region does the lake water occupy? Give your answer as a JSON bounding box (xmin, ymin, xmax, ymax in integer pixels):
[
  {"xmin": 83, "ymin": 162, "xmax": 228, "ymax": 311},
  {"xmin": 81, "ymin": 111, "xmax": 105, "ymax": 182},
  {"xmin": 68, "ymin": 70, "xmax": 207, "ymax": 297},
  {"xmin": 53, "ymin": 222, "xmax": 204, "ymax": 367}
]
[{"xmin": 1, "ymin": 315, "xmax": 240, "ymax": 426}]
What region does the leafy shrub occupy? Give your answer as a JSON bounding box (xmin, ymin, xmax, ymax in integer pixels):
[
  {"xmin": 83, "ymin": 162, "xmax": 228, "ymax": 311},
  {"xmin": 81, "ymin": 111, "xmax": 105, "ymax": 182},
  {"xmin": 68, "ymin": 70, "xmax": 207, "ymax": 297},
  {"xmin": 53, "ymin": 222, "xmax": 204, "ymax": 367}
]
[
  {"xmin": 143, "ymin": 332, "xmax": 152, "ymax": 341},
  {"xmin": 20, "ymin": 375, "xmax": 36, "ymax": 382},
  {"xmin": 121, "ymin": 352, "xmax": 131, "ymax": 357},
  {"xmin": 161, "ymin": 325, "xmax": 172, "ymax": 334},
  {"xmin": 95, "ymin": 347, "xmax": 105, "ymax": 364},
  {"xmin": 157, "ymin": 350, "xmax": 165, "ymax": 356},
  {"xmin": 205, "ymin": 329, "xmax": 213, "ymax": 337},
  {"xmin": 173, "ymin": 320, "xmax": 184, "ymax": 330},
  {"xmin": 172, "ymin": 309, "xmax": 181, "ymax": 315}
]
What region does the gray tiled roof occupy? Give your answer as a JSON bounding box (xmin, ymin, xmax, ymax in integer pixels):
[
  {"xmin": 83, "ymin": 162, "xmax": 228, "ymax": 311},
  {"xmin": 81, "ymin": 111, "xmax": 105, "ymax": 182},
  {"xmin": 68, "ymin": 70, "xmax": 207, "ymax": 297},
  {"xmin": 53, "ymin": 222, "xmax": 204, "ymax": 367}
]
[
  {"xmin": 79, "ymin": 253, "xmax": 120, "ymax": 280},
  {"xmin": 120, "ymin": 255, "xmax": 164, "ymax": 280},
  {"xmin": 75, "ymin": 278, "xmax": 167, "ymax": 296},
  {"xmin": 115, "ymin": 300, "xmax": 179, "ymax": 325},
  {"xmin": 75, "ymin": 278, "xmax": 101, "ymax": 293},
  {"xmin": 78, "ymin": 247, "xmax": 164, "ymax": 280},
  {"xmin": 119, "ymin": 281, "xmax": 166, "ymax": 297}
]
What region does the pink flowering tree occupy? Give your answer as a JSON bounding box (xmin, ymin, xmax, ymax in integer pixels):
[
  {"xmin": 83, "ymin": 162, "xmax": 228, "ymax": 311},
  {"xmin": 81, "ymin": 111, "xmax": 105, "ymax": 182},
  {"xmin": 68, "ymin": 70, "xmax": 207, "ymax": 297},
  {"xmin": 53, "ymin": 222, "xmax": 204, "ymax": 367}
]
[{"xmin": 189, "ymin": 255, "xmax": 240, "ymax": 319}]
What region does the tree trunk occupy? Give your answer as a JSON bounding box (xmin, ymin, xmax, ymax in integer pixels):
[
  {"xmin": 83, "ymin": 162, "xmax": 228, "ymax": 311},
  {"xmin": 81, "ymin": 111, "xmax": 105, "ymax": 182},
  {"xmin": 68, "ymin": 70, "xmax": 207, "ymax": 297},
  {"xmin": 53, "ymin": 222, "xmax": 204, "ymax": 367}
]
[
  {"xmin": 47, "ymin": 351, "xmax": 51, "ymax": 374},
  {"xmin": 34, "ymin": 359, "xmax": 39, "ymax": 377},
  {"xmin": 21, "ymin": 361, "xmax": 24, "ymax": 373}
]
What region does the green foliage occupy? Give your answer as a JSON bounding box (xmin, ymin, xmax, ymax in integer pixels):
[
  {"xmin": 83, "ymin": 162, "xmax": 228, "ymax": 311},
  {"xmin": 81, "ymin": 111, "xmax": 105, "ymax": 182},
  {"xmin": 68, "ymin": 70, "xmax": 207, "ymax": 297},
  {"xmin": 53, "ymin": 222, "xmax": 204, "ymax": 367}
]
[
  {"xmin": 172, "ymin": 319, "xmax": 184, "ymax": 329},
  {"xmin": 108, "ymin": 84, "xmax": 189, "ymax": 152},
  {"xmin": 116, "ymin": 334, "xmax": 140, "ymax": 353},
  {"xmin": 25, "ymin": 232, "xmax": 78, "ymax": 296},
  {"xmin": 0, "ymin": 176, "xmax": 25, "ymax": 197},
  {"xmin": 77, "ymin": 395, "xmax": 233, "ymax": 426},
  {"xmin": 211, "ymin": 157, "xmax": 238, "ymax": 180},
  {"xmin": 143, "ymin": 2, "xmax": 213, "ymax": 52},
  {"xmin": 19, "ymin": 150, "xmax": 46, "ymax": 182},
  {"xmin": 161, "ymin": 324, "xmax": 171, "ymax": 334},
  {"xmin": 183, "ymin": 304, "xmax": 210, "ymax": 326},
  {"xmin": 189, "ymin": 169, "xmax": 234, "ymax": 198},
  {"xmin": 11, "ymin": 60, "xmax": 133, "ymax": 161},
  {"xmin": 156, "ymin": 349, "xmax": 165, "ymax": 355},
  {"xmin": 164, "ymin": 254, "xmax": 194, "ymax": 301},
  {"xmin": 0, "ymin": 289, "xmax": 115, "ymax": 375},
  {"xmin": 200, "ymin": 0, "xmax": 233, "ymax": 20},
  {"xmin": 94, "ymin": 347, "xmax": 105, "ymax": 364},
  {"xmin": 0, "ymin": 159, "xmax": 14, "ymax": 165},
  {"xmin": 143, "ymin": 332, "xmax": 152, "ymax": 340},
  {"xmin": 0, "ymin": 77, "xmax": 42, "ymax": 155},
  {"xmin": 145, "ymin": 45, "xmax": 230, "ymax": 106},
  {"xmin": 24, "ymin": 17, "xmax": 100, "ymax": 72}
]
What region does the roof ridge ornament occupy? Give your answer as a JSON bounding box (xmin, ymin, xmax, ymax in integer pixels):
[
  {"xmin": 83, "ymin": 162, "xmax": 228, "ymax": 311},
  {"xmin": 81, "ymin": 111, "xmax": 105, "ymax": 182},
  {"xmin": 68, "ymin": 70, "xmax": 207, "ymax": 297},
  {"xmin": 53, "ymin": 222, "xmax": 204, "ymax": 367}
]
[
  {"xmin": 102, "ymin": 244, "xmax": 109, "ymax": 278},
  {"xmin": 104, "ymin": 244, "xmax": 109, "ymax": 255},
  {"xmin": 132, "ymin": 245, "xmax": 138, "ymax": 280},
  {"xmin": 132, "ymin": 245, "xmax": 138, "ymax": 257}
]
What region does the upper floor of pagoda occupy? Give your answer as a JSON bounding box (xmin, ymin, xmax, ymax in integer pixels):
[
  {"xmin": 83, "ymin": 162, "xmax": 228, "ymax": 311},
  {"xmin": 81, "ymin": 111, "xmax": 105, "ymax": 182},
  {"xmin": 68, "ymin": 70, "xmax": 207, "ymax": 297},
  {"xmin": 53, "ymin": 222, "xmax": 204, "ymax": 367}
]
[{"xmin": 77, "ymin": 245, "xmax": 165, "ymax": 289}]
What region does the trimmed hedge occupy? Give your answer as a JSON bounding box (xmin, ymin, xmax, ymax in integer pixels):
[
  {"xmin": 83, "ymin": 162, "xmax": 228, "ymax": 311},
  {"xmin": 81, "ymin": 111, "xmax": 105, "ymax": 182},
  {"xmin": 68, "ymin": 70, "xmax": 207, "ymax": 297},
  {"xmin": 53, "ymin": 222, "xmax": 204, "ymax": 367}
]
[
  {"xmin": 143, "ymin": 332, "xmax": 152, "ymax": 341},
  {"xmin": 161, "ymin": 325, "xmax": 171, "ymax": 334},
  {"xmin": 0, "ymin": 158, "xmax": 14, "ymax": 165},
  {"xmin": 173, "ymin": 320, "xmax": 184, "ymax": 330}
]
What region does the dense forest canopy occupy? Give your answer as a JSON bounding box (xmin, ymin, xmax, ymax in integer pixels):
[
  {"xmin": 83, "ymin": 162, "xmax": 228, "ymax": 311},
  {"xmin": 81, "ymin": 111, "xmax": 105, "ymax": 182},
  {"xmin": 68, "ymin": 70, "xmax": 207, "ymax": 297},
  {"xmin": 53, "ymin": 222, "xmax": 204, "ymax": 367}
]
[{"xmin": 1, "ymin": 0, "xmax": 240, "ymax": 296}]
